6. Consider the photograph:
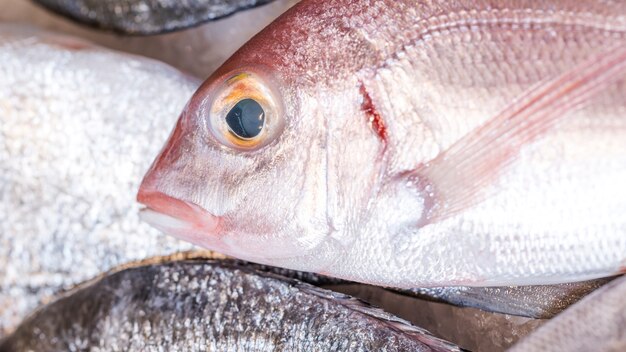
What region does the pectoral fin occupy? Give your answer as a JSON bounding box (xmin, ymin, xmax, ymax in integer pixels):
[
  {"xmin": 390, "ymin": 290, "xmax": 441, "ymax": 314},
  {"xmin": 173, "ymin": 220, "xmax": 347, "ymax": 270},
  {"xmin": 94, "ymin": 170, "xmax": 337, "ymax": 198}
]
[{"xmin": 410, "ymin": 45, "xmax": 626, "ymax": 226}]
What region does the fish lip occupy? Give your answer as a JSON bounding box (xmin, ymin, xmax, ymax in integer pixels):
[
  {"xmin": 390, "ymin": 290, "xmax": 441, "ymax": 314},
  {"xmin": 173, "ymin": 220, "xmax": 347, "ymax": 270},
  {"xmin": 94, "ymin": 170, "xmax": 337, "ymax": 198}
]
[{"xmin": 137, "ymin": 189, "xmax": 220, "ymax": 233}]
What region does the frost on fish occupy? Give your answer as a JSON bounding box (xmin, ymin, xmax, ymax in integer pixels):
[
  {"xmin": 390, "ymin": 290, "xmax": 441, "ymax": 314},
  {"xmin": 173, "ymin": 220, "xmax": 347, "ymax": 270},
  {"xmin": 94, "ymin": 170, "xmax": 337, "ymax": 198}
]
[
  {"xmin": 0, "ymin": 25, "xmax": 200, "ymax": 337},
  {"xmin": 138, "ymin": 0, "xmax": 626, "ymax": 288},
  {"xmin": 0, "ymin": 261, "xmax": 462, "ymax": 352},
  {"xmin": 510, "ymin": 274, "xmax": 626, "ymax": 352},
  {"xmin": 32, "ymin": 0, "xmax": 277, "ymax": 35}
]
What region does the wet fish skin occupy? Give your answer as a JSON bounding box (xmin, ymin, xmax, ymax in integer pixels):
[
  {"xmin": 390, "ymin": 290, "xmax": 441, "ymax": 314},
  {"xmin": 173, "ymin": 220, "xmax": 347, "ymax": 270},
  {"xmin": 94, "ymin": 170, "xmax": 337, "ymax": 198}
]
[
  {"xmin": 0, "ymin": 261, "xmax": 461, "ymax": 352},
  {"xmin": 395, "ymin": 277, "xmax": 615, "ymax": 319},
  {"xmin": 138, "ymin": 0, "xmax": 626, "ymax": 288},
  {"xmin": 510, "ymin": 274, "xmax": 626, "ymax": 352},
  {"xmin": 32, "ymin": 0, "xmax": 276, "ymax": 35},
  {"xmin": 0, "ymin": 25, "xmax": 199, "ymax": 337}
]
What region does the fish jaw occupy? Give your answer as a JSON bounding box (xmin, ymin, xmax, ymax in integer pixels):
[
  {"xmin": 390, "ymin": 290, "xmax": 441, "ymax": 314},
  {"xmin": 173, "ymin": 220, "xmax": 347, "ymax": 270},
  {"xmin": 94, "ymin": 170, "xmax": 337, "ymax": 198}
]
[{"xmin": 137, "ymin": 188, "xmax": 222, "ymax": 248}]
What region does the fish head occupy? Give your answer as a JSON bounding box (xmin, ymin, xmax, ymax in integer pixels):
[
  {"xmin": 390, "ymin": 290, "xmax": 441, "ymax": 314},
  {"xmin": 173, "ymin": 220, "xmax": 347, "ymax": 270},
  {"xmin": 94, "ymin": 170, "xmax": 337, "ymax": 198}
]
[
  {"xmin": 137, "ymin": 3, "xmax": 397, "ymax": 274},
  {"xmin": 137, "ymin": 60, "xmax": 344, "ymax": 268}
]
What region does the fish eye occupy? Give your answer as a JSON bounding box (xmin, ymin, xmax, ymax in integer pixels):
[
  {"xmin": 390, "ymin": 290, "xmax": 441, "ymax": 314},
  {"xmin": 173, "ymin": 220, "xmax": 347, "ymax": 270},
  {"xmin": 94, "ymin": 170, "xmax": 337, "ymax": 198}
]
[
  {"xmin": 206, "ymin": 71, "xmax": 283, "ymax": 151},
  {"xmin": 226, "ymin": 99, "xmax": 265, "ymax": 140}
]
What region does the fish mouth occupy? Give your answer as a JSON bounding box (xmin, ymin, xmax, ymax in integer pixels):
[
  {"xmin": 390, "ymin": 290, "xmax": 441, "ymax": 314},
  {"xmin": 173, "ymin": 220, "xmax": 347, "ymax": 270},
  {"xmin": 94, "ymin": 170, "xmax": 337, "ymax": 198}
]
[{"xmin": 137, "ymin": 189, "xmax": 220, "ymax": 236}]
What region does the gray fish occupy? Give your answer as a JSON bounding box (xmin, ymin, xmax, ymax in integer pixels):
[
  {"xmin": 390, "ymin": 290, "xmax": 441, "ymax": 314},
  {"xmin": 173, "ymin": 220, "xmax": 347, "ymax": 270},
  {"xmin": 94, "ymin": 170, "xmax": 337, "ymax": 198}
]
[
  {"xmin": 0, "ymin": 25, "xmax": 198, "ymax": 337},
  {"xmin": 510, "ymin": 274, "xmax": 626, "ymax": 352},
  {"xmin": 32, "ymin": 0, "xmax": 278, "ymax": 35},
  {"xmin": 0, "ymin": 261, "xmax": 462, "ymax": 352},
  {"xmin": 395, "ymin": 277, "xmax": 615, "ymax": 319}
]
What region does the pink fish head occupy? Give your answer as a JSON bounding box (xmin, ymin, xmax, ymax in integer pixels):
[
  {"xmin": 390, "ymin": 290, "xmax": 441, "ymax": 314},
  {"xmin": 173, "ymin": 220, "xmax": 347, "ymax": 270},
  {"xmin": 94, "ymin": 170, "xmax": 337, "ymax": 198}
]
[
  {"xmin": 135, "ymin": 19, "xmax": 374, "ymax": 274},
  {"xmin": 138, "ymin": 70, "xmax": 328, "ymax": 261}
]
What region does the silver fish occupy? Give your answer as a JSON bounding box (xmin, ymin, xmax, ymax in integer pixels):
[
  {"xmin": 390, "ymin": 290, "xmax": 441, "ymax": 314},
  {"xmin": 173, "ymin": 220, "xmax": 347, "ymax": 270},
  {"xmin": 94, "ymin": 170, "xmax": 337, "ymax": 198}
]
[
  {"xmin": 0, "ymin": 25, "xmax": 199, "ymax": 337},
  {"xmin": 510, "ymin": 274, "xmax": 626, "ymax": 352},
  {"xmin": 33, "ymin": 0, "xmax": 277, "ymax": 35},
  {"xmin": 138, "ymin": 0, "xmax": 626, "ymax": 288},
  {"xmin": 0, "ymin": 260, "xmax": 462, "ymax": 352}
]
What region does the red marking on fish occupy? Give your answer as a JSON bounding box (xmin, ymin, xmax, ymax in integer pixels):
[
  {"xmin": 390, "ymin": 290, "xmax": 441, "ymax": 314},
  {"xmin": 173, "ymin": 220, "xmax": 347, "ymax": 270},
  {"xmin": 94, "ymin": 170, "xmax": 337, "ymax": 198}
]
[{"xmin": 360, "ymin": 83, "xmax": 387, "ymax": 143}]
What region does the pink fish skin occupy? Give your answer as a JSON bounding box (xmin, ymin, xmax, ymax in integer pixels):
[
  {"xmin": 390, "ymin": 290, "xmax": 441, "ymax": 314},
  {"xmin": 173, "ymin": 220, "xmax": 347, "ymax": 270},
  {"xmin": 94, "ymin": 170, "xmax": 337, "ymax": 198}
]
[{"xmin": 138, "ymin": 0, "xmax": 626, "ymax": 288}]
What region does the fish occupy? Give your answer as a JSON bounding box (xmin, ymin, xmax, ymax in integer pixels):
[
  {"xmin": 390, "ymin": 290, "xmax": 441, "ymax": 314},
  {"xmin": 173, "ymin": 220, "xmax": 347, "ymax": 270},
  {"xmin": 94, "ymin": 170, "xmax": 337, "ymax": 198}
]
[
  {"xmin": 31, "ymin": 0, "xmax": 278, "ymax": 35},
  {"xmin": 137, "ymin": 0, "xmax": 626, "ymax": 288},
  {"xmin": 0, "ymin": 260, "xmax": 462, "ymax": 352},
  {"xmin": 0, "ymin": 25, "xmax": 200, "ymax": 337},
  {"xmin": 0, "ymin": 0, "xmax": 299, "ymax": 95},
  {"xmin": 332, "ymin": 284, "xmax": 546, "ymax": 352},
  {"xmin": 510, "ymin": 274, "xmax": 626, "ymax": 352},
  {"xmin": 0, "ymin": 17, "xmax": 563, "ymax": 339},
  {"xmin": 187, "ymin": 257, "xmax": 611, "ymax": 320},
  {"xmin": 394, "ymin": 277, "xmax": 615, "ymax": 319}
]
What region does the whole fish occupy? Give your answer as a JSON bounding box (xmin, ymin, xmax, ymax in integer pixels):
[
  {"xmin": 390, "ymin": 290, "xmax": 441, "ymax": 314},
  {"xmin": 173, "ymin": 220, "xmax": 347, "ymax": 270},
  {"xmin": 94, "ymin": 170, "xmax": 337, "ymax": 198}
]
[
  {"xmin": 0, "ymin": 261, "xmax": 462, "ymax": 352},
  {"xmin": 138, "ymin": 0, "xmax": 626, "ymax": 288},
  {"xmin": 0, "ymin": 25, "xmax": 198, "ymax": 337},
  {"xmin": 510, "ymin": 274, "xmax": 626, "ymax": 352},
  {"xmin": 32, "ymin": 0, "xmax": 277, "ymax": 35}
]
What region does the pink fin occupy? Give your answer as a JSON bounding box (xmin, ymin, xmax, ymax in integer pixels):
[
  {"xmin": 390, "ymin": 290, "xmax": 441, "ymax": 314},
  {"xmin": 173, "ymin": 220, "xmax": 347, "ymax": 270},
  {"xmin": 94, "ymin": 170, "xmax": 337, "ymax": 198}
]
[{"xmin": 412, "ymin": 45, "xmax": 626, "ymax": 225}]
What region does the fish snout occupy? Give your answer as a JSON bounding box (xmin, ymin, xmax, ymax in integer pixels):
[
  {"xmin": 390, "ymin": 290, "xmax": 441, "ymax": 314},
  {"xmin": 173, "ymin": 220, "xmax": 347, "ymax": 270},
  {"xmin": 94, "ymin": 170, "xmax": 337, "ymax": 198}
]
[{"xmin": 137, "ymin": 184, "xmax": 220, "ymax": 237}]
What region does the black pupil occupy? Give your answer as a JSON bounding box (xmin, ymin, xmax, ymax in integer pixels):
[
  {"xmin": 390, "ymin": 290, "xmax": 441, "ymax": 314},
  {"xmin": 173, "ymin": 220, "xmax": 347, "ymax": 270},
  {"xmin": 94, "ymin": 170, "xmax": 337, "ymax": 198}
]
[{"xmin": 225, "ymin": 98, "xmax": 265, "ymax": 139}]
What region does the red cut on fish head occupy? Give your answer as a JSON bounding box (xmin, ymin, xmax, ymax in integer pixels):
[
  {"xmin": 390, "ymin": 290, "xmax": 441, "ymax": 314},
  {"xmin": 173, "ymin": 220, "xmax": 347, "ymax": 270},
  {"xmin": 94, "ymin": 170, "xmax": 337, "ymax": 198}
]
[{"xmin": 138, "ymin": 0, "xmax": 395, "ymax": 273}]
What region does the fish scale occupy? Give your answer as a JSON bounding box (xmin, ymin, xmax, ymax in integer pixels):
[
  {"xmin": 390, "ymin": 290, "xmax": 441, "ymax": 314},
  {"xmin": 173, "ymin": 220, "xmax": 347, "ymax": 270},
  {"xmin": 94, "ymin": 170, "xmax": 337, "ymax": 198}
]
[
  {"xmin": 0, "ymin": 261, "xmax": 463, "ymax": 352},
  {"xmin": 327, "ymin": 0, "xmax": 626, "ymax": 286},
  {"xmin": 510, "ymin": 274, "xmax": 626, "ymax": 351},
  {"xmin": 32, "ymin": 0, "xmax": 277, "ymax": 35}
]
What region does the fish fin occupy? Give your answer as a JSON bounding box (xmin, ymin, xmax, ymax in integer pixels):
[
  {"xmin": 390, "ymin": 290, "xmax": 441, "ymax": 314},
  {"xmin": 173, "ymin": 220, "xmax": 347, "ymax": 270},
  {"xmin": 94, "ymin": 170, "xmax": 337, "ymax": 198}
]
[{"xmin": 409, "ymin": 45, "xmax": 626, "ymax": 225}]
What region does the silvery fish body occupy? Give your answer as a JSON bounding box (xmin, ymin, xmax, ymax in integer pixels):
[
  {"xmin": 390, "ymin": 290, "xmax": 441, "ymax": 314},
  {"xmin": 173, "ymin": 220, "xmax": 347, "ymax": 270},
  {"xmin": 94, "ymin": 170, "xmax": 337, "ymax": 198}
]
[
  {"xmin": 138, "ymin": 0, "xmax": 626, "ymax": 288},
  {"xmin": 0, "ymin": 26, "xmax": 198, "ymax": 337},
  {"xmin": 510, "ymin": 274, "xmax": 626, "ymax": 352},
  {"xmin": 0, "ymin": 261, "xmax": 461, "ymax": 352},
  {"xmin": 33, "ymin": 0, "xmax": 276, "ymax": 35}
]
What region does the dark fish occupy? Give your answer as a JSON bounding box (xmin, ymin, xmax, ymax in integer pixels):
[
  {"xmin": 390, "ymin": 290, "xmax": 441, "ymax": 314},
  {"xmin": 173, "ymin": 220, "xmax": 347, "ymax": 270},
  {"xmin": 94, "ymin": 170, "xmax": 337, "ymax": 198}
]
[
  {"xmin": 510, "ymin": 275, "xmax": 626, "ymax": 351},
  {"xmin": 0, "ymin": 261, "xmax": 461, "ymax": 352},
  {"xmin": 394, "ymin": 277, "xmax": 616, "ymax": 319},
  {"xmin": 32, "ymin": 0, "xmax": 277, "ymax": 35}
]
